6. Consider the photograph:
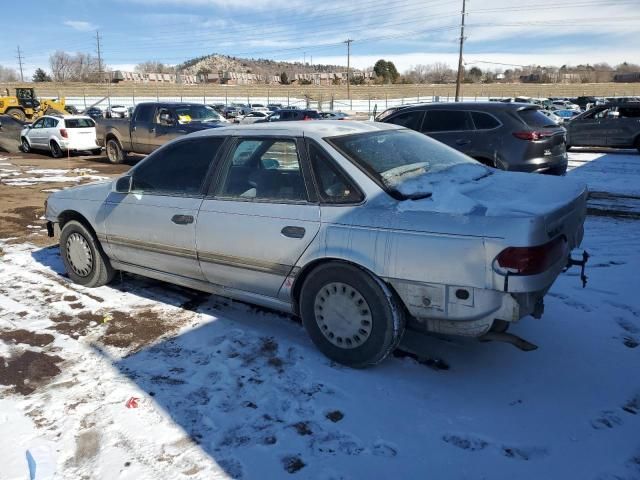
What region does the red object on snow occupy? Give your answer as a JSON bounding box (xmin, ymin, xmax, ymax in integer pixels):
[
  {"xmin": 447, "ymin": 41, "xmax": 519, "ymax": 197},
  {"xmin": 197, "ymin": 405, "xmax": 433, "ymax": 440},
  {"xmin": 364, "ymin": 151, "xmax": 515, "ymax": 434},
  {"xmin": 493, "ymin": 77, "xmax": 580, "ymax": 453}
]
[{"xmin": 125, "ymin": 397, "xmax": 140, "ymax": 408}]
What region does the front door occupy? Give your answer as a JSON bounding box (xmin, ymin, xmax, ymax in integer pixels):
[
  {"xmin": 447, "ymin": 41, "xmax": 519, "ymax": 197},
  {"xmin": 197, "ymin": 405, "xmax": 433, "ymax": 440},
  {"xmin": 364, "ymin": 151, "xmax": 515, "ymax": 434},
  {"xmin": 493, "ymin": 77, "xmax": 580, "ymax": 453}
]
[
  {"xmin": 27, "ymin": 118, "xmax": 46, "ymax": 148},
  {"xmin": 103, "ymin": 136, "xmax": 225, "ymax": 280},
  {"xmin": 569, "ymin": 108, "xmax": 607, "ymax": 146},
  {"xmin": 130, "ymin": 103, "xmax": 157, "ymax": 154},
  {"xmin": 197, "ymin": 137, "xmax": 321, "ymax": 298},
  {"xmin": 606, "ymin": 106, "xmax": 640, "ymax": 147}
]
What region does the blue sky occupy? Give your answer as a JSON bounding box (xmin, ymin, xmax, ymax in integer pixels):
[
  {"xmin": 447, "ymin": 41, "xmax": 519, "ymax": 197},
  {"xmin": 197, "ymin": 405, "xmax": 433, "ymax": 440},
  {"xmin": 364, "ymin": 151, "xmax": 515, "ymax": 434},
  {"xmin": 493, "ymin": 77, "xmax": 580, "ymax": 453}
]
[{"xmin": 1, "ymin": 0, "xmax": 639, "ymax": 78}]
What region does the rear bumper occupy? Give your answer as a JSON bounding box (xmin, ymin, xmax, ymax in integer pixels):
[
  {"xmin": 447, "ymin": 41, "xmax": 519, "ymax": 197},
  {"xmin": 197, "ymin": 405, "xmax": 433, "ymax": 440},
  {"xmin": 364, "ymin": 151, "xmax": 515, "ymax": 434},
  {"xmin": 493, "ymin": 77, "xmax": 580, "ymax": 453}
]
[{"xmin": 509, "ymin": 152, "xmax": 568, "ymax": 174}]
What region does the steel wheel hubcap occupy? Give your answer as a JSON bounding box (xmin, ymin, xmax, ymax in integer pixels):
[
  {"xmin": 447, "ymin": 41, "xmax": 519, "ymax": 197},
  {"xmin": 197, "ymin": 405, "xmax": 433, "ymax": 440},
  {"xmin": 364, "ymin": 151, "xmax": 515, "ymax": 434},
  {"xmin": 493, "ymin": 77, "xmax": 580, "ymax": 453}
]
[
  {"xmin": 107, "ymin": 142, "xmax": 118, "ymax": 160},
  {"xmin": 66, "ymin": 232, "xmax": 93, "ymax": 277},
  {"xmin": 314, "ymin": 282, "xmax": 372, "ymax": 349}
]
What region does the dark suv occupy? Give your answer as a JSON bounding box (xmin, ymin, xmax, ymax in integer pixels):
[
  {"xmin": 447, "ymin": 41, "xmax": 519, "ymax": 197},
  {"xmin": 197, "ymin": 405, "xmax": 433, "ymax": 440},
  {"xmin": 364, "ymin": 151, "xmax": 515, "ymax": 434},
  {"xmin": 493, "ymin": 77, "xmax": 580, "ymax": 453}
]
[
  {"xmin": 565, "ymin": 102, "xmax": 640, "ymax": 152},
  {"xmin": 264, "ymin": 109, "xmax": 320, "ymax": 122},
  {"xmin": 376, "ymin": 102, "xmax": 568, "ymax": 174}
]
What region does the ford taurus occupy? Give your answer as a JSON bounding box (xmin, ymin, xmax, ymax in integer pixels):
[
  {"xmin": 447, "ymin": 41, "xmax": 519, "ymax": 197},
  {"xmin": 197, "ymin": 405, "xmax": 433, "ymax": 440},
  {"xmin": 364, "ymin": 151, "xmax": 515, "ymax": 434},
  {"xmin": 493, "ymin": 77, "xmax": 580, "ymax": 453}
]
[{"xmin": 45, "ymin": 122, "xmax": 588, "ymax": 367}]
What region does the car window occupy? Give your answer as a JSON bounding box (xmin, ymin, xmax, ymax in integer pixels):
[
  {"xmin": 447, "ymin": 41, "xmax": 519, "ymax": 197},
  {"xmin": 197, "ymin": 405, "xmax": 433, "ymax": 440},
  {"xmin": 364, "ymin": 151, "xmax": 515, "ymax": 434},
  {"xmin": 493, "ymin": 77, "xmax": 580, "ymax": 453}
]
[
  {"xmin": 517, "ymin": 109, "xmax": 557, "ymax": 128},
  {"xmin": 422, "ymin": 110, "xmax": 473, "ymax": 132},
  {"xmin": 618, "ymin": 107, "xmax": 640, "ymax": 118},
  {"xmin": 387, "ymin": 111, "xmax": 424, "ymax": 131},
  {"xmin": 308, "ymin": 141, "xmax": 362, "ymax": 204},
  {"xmin": 280, "ymin": 111, "xmax": 293, "ymax": 120},
  {"xmin": 134, "ymin": 104, "xmax": 155, "ymax": 123},
  {"xmin": 43, "ymin": 117, "xmax": 58, "ymax": 128},
  {"xmin": 471, "ymin": 112, "xmax": 500, "ymax": 130},
  {"xmin": 65, "ymin": 118, "xmax": 95, "ymax": 128},
  {"xmin": 31, "ymin": 119, "xmax": 44, "ymax": 129},
  {"xmin": 219, "ymin": 138, "xmax": 307, "ymax": 202},
  {"xmin": 132, "ymin": 137, "xmax": 223, "ymax": 195}
]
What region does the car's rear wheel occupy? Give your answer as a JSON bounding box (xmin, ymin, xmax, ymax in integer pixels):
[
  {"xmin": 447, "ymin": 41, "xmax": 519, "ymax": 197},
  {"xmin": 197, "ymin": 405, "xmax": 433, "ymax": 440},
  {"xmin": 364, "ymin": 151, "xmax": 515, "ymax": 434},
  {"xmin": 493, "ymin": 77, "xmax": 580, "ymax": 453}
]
[
  {"xmin": 50, "ymin": 141, "xmax": 63, "ymax": 158},
  {"xmin": 60, "ymin": 220, "xmax": 115, "ymax": 287},
  {"xmin": 21, "ymin": 137, "xmax": 30, "ymax": 153},
  {"xmin": 635, "ymin": 137, "xmax": 640, "ymax": 154},
  {"xmin": 300, "ymin": 262, "xmax": 405, "ymax": 368},
  {"xmin": 106, "ymin": 138, "xmax": 125, "ymax": 163}
]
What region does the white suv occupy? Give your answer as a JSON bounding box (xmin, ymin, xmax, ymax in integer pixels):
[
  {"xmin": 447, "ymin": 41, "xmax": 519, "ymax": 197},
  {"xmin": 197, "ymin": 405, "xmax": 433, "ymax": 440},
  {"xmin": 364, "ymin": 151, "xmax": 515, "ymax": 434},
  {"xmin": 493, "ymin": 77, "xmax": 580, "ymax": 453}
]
[{"xmin": 21, "ymin": 115, "xmax": 101, "ymax": 158}]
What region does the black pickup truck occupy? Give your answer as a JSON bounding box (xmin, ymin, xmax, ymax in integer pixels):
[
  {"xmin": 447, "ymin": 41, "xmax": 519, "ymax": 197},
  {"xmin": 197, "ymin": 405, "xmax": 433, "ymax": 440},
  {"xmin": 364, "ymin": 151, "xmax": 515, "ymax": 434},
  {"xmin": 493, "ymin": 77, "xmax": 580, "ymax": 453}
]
[{"xmin": 96, "ymin": 102, "xmax": 228, "ymax": 163}]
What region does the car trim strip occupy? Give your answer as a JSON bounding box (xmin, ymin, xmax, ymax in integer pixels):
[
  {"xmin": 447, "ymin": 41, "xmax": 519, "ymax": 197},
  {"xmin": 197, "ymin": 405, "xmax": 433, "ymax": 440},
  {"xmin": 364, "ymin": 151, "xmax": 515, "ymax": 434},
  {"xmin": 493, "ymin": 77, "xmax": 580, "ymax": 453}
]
[{"xmin": 104, "ymin": 234, "xmax": 300, "ymax": 277}]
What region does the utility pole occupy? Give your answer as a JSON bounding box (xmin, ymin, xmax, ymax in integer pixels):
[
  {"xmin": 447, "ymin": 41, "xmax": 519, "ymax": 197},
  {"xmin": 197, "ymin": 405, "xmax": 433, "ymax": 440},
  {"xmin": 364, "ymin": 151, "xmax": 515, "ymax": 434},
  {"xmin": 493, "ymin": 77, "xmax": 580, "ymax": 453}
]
[
  {"xmin": 303, "ymin": 52, "xmax": 306, "ymax": 65},
  {"xmin": 344, "ymin": 39, "xmax": 353, "ymax": 102},
  {"xmin": 454, "ymin": 0, "xmax": 467, "ymax": 102},
  {"xmin": 95, "ymin": 31, "xmax": 103, "ymax": 79},
  {"xmin": 16, "ymin": 46, "xmax": 24, "ymax": 82}
]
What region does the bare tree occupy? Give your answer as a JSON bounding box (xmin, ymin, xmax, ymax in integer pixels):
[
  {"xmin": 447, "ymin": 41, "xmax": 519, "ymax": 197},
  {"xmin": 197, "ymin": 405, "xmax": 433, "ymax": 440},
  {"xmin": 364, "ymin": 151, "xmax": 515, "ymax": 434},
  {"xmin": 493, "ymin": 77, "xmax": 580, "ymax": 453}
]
[
  {"xmin": 0, "ymin": 64, "xmax": 19, "ymax": 82},
  {"xmin": 49, "ymin": 51, "xmax": 74, "ymax": 82},
  {"xmin": 49, "ymin": 51, "xmax": 101, "ymax": 82},
  {"xmin": 135, "ymin": 61, "xmax": 175, "ymax": 74},
  {"xmin": 427, "ymin": 62, "xmax": 455, "ymax": 84}
]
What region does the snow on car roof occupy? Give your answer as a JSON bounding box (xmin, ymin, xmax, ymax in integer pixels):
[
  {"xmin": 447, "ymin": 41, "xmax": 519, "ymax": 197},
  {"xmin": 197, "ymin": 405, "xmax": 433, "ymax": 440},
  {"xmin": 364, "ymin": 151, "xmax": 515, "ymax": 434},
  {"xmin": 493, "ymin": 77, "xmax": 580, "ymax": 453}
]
[{"xmin": 190, "ymin": 120, "xmax": 400, "ymax": 138}]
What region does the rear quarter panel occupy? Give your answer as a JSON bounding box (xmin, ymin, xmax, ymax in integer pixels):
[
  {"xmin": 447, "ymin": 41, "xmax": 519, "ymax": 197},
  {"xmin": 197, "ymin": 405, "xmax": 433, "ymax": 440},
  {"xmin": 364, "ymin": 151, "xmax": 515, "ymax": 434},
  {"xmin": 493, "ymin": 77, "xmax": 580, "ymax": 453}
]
[{"xmin": 96, "ymin": 118, "xmax": 133, "ymax": 150}]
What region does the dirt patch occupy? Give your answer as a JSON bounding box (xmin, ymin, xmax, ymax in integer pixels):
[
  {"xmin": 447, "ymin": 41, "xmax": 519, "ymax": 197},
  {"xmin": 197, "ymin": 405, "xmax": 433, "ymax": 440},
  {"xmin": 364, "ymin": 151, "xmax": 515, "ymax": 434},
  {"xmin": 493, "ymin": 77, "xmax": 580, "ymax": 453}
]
[
  {"xmin": 282, "ymin": 455, "xmax": 306, "ymax": 474},
  {"xmin": 50, "ymin": 311, "xmax": 102, "ymax": 340},
  {"xmin": 102, "ymin": 309, "xmax": 180, "ymax": 351},
  {"xmin": 0, "ymin": 204, "xmax": 45, "ymax": 239},
  {"xmin": 0, "ymin": 329, "xmax": 55, "ymax": 347},
  {"xmin": 0, "ymin": 350, "xmax": 64, "ymax": 395},
  {"xmin": 325, "ymin": 410, "xmax": 344, "ymax": 423},
  {"xmin": 291, "ymin": 421, "xmax": 313, "ymax": 436}
]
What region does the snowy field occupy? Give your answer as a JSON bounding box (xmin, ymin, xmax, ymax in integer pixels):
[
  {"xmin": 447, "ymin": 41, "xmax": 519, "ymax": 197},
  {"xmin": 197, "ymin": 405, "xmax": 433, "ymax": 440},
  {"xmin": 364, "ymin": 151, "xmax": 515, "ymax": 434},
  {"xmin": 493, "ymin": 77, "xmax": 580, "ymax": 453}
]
[{"xmin": 1, "ymin": 149, "xmax": 639, "ymax": 479}]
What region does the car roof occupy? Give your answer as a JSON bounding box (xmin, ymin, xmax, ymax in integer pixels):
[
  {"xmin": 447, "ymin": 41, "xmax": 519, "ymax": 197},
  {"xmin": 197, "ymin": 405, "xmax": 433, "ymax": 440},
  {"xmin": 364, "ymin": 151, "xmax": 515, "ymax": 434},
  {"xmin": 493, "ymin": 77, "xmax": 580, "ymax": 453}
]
[
  {"xmin": 384, "ymin": 101, "xmax": 539, "ymax": 113},
  {"xmin": 189, "ymin": 120, "xmax": 400, "ymax": 139},
  {"xmin": 41, "ymin": 114, "xmax": 93, "ymax": 120}
]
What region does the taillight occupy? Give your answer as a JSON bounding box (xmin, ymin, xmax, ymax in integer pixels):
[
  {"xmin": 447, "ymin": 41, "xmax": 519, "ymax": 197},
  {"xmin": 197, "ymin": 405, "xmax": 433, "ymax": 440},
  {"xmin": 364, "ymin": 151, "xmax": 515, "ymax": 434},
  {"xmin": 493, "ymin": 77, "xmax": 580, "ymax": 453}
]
[
  {"xmin": 303, "ymin": 116, "xmax": 312, "ymax": 120},
  {"xmin": 495, "ymin": 237, "xmax": 567, "ymax": 275},
  {"xmin": 512, "ymin": 130, "xmax": 553, "ymax": 141},
  {"xmin": 60, "ymin": 129, "xmax": 68, "ymax": 138}
]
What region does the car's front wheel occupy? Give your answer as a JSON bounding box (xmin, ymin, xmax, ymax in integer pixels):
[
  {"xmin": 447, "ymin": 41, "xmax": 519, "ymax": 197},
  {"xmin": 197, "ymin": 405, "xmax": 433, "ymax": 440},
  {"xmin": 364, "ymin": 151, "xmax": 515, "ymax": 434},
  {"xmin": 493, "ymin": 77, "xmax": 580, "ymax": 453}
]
[
  {"xmin": 21, "ymin": 137, "xmax": 30, "ymax": 153},
  {"xmin": 60, "ymin": 220, "xmax": 115, "ymax": 287},
  {"xmin": 300, "ymin": 262, "xmax": 405, "ymax": 368}
]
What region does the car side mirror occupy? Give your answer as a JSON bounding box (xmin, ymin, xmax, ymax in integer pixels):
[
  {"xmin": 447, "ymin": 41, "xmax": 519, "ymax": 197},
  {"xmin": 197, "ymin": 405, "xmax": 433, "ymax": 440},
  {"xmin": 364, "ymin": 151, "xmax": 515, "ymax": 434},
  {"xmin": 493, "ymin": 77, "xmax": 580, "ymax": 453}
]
[{"xmin": 113, "ymin": 175, "xmax": 132, "ymax": 194}]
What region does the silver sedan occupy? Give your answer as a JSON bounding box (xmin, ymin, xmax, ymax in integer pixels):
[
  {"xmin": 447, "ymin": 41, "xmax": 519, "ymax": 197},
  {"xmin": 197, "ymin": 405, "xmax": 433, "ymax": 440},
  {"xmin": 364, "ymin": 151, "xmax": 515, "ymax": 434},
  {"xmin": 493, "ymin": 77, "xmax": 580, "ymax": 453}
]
[{"xmin": 45, "ymin": 121, "xmax": 587, "ymax": 367}]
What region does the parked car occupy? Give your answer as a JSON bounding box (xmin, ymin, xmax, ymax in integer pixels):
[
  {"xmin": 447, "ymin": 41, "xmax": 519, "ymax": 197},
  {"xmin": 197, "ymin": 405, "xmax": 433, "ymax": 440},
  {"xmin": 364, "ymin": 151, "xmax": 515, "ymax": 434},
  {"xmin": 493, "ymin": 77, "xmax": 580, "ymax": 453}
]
[
  {"xmin": 64, "ymin": 105, "xmax": 79, "ymax": 115},
  {"xmin": 320, "ymin": 111, "xmax": 353, "ymax": 120},
  {"xmin": 234, "ymin": 111, "xmax": 271, "ymax": 124},
  {"xmin": 553, "ymin": 109, "xmax": 582, "ymax": 121},
  {"xmin": 264, "ymin": 109, "xmax": 321, "ymax": 122},
  {"xmin": 222, "ymin": 106, "xmax": 240, "ymax": 119},
  {"xmin": 571, "ymin": 96, "xmax": 598, "ymax": 110},
  {"xmin": 376, "ymin": 102, "xmax": 568, "ymax": 174},
  {"xmin": 96, "ymin": 102, "xmax": 227, "ymax": 163},
  {"xmin": 565, "ymin": 102, "xmax": 640, "ymax": 152},
  {"xmin": 209, "ymin": 103, "xmax": 226, "ymax": 114},
  {"xmin": 267, "ymin": 103, "xmax": 284, "ymax": 112},
  {"xmin": 44, "ymin": 121, "xmax": 588, "ymax": 367},
  {"xmin": 20, "ymin": 115, "xmax": 101, "ymax": 158},
  {"xmin": 549, "ymin": 100, "xmax": 580, "ymax": 112},
  {"xmin": 539, "ymin": 109, "xmax": 564, "ymax": 125},
  {"xmin": 106, "ymin": 105, "xmax": 129, "ymax": 118},
  {"xmin": 84, "ymin": 107, "xmax": 103, "ymax": 120}
]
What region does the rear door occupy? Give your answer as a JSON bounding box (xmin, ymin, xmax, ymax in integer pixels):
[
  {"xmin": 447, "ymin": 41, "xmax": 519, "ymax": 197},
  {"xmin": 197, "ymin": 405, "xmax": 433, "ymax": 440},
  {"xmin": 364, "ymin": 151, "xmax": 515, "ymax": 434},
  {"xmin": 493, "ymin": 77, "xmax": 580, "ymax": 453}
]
[
  {"xmin": 607, "ymin": 106, "xmax": 640, "ymax": 147},
  {"xmin": 197, "ymin": 136, "xmax": 320, "ymax": 298},
  {"xmin": 421, "ymin": 109, "xmax": 475, "ymax": 154},
  {"xmin": 104, "ymin": 136, "xmax": 224, "ymax": 280}
]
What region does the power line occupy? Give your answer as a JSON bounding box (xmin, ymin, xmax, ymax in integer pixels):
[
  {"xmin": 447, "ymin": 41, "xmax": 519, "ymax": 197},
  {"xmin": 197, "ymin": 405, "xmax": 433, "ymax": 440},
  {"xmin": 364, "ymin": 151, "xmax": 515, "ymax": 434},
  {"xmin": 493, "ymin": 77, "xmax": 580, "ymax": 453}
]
[
  {"xmin": 16, "ymin": 45, "xmax": 24, "ymax": 82},
  {"xmin": 455, "ymin": 0, "xmax": 466, "ymax": 102}
]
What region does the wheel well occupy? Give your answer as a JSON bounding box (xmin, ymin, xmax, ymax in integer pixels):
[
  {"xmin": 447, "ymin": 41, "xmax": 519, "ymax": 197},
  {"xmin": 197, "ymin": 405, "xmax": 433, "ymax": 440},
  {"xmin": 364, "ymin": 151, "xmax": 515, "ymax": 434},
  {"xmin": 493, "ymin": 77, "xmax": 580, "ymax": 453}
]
[
  {"xmin": 290, "ymin": 258, "xmax": 403, "ymax": 316},
  {"xmin": 106, "ymin": 134, "xmax": 121, "ymax": 146},
  {"xmin": 473, "ymin": 156, "xmax": 495, "ymax": 167},
  {"xmin": 58, "ymin": 210, "xmax": 98, "ymax": 239}
]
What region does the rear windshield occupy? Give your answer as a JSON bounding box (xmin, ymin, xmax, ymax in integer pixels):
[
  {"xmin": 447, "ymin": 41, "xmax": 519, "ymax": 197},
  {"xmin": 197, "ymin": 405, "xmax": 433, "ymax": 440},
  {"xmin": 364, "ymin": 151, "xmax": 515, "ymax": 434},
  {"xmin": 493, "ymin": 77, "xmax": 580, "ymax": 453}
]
[
  {"xmin": 303, "ymin": 110, "xmax": 320, "ymax": 119},
  {"xmin": 326, "ymin": 129, "xmax": 481, "ymax": 199},
  {"xmin": 65, "ymin": 118, "xmax": 95, "ymax": 128},
  {"xmin": 517, "ymin": 109, "xmax": 557, "ymax": 128}
]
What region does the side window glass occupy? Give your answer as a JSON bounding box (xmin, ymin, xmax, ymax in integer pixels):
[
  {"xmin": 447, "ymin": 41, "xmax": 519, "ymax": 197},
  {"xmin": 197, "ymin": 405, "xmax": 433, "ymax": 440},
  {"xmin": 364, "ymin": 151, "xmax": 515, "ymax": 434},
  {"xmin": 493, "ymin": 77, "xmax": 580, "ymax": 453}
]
[
  {"xmin": 387, "ymin": 111, "xmax": 424, "ymax": 131},
  {"xmin": 220, "ymin": 139, "xmax": 307, "ymax": 202},
  {"xmin": 135, "ymin": 104, "xmax": 155, "ymax": 123},
  {"xmin": 308, "ymin": 142, "xmax": 363, "ymax": 204},
  {"xmin": 132, "ymin": 137, "xmax": 223, "ymax": 195},
  {"xmin": 44, "ymin": 117, "xmax": 58, "ymax": 128},
  {"xmin": 471, "ymin": 112, "xmax": 500, "ymax": 130},
  {"xmin": 32, "ymin": 119, "xmax": 44, "ymax": 129},
  {"xmin": 422, "ymin": 110, "xmax": 472, "ymax": 132}
]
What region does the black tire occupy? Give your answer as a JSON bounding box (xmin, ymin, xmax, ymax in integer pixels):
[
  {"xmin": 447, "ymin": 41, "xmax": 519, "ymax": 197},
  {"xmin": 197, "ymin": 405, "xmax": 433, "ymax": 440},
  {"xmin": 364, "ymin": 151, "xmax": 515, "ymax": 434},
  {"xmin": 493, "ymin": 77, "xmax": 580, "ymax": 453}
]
[
  {"xmin": 490, "ymin": 319, "xmax": 510, "ymax": 333},
  {"xmin": 566, "ymin": 144, "xmax": 572, "ymax": 151},
  {"xmin": 300, "ymin": 262, "xmax": 405, "ymax": 368},
  {"xmin": 635, "ymin": 137, "xmax": 640, "ymax": 154},
  {"xmin": 91, "ymin": 148, "xmax": 102, "ymax": 156},
  {"xmin": 50, "ymin": 141, "xmax": 63, "ymax": 158},
  {"xmin": 6, "ymin": 108, "xmax": 26, "ymax": 122},
  {"xmin": 59, "ymin": 220, "xmax": 115, "ymax": 287},
  {"xmin": 21, "ymin": 137, "xmax": 30, "ymax": 153},
  {"xmin": 106, "ymin": 138, "xmax": 125, "ymax": 164}
]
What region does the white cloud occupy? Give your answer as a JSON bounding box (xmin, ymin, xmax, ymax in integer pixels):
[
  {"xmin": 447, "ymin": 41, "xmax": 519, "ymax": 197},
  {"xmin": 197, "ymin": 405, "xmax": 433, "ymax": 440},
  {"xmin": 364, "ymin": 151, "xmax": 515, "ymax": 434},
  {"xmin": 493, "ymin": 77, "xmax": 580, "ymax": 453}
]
[{"xmin": 64, "ymin": 20, "xmax": 97, "ymax": 31}]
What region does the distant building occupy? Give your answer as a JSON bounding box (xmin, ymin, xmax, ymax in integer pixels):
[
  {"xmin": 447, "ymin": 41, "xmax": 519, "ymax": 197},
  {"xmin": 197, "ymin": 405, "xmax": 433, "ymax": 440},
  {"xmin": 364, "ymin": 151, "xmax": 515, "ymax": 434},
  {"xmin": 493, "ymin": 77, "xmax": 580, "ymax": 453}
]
[
  {"xmin": 614, "ymin": 72, "xmax": 640, "ymax": 83},
  {"xmin": 103, "ymin": 70, "xmax": 197, "ymax": 84}
]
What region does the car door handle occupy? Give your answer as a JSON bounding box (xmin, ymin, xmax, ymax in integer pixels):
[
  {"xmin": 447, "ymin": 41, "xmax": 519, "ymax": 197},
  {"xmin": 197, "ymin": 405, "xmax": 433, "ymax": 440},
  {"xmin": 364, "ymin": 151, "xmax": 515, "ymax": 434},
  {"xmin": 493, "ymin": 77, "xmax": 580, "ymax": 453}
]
[
  {"xmin": 281, "ymin": 226, "xmax": 305, "ymax": 239},
  {"xmin": 455, "ymin": 139, "xmax": 471, "ymax": 146},
  {"xmin": 171, "ymin": 214, "xmax": 194, "ymax": 225}
]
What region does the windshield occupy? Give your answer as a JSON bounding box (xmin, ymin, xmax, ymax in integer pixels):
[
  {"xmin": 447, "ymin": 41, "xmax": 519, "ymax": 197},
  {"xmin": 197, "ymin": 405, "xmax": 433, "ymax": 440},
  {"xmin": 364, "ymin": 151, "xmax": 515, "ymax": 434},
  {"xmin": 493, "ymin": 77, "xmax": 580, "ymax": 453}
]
[
  {"xmin": 173, "ymin": 105, "xmax": 222, "ymax": 123},
  {"xmin": 326, "ymin": 129, "xmax": 483, "ymax": 199}
]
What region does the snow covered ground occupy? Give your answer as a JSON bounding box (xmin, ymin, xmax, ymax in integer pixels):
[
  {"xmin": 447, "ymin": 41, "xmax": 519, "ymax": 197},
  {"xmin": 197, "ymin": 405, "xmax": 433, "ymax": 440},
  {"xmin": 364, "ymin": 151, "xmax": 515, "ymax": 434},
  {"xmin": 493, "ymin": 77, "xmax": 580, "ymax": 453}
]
[{"xmin": 1, "ymin": 150, "xmax": 639, "ymax": 479}]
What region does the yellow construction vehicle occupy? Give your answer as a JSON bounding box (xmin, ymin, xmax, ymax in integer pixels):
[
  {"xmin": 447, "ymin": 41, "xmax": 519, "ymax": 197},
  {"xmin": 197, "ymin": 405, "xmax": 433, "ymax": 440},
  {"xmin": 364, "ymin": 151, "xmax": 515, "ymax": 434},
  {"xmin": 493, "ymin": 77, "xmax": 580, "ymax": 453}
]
[{"xmin": 0, "ymin": 87, "xmax": 67, "ymax": 122}]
